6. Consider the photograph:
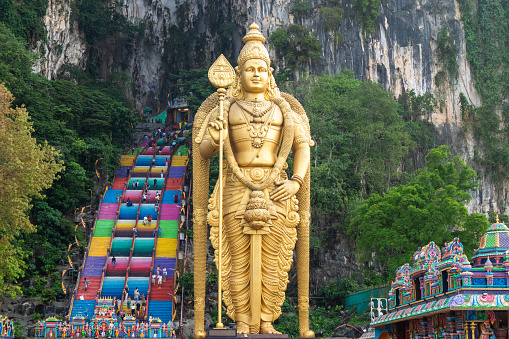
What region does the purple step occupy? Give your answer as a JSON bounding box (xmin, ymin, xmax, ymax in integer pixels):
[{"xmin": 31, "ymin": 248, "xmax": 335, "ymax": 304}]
[
  {"xmin": 152, "ymin": 258, "xmax": 176, "ymax": 277},
  {"xmin": 159, "ymin": 205, "xmax": 179, "ymax": 220},
  {"xmin": 82, "ymin": 256, "xmax": 107, "ymax": 277},
  {"xmin": 98, "ymin": 203, "xmax": 118, "ymax": 219},
  {"xmin": 116, "ymin": 166, "xmax": 131, "ymax": 178},
  {"xmin": 167, "ymin": 167, "xmax": 185, "ymax": 178}
]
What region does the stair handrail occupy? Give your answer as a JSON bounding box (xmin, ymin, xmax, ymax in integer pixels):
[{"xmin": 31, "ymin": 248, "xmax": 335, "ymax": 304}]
[
  {"xmin": 145, "ymin": 212, "xmax": 160, "ymax": 321},
  {"xmin": 122, "ymin": 235, "xmax": 135, "ymax": 313},
  {"xmin": 98, "ymin": 270, "xmax": 105, "ymax": 296},
  {"xmin": 83, "ymin": 207, "xmax": 99, "ymax": 268},
  {"xmin": 73, "ymin": 271, "xmax": 81, "ymax": 300},
  {"xmin": 127, "ymin": 234, "xmax": 135, "ymax": 272},
  {"xmin": 121, "ymin": 169, "xmax": 130, "ymax": 204},
  {"xmin": 179, "ymin": 156, "xmax": 191, "ymax": 333},
  {"xmin": 68, "ymin": 294, "xmax": 76, "ymax": 319},
  {"xmin": 120, "ymin": 271, "xmax": 129, "ymax": 312},
  {"xmin": 159, "ymin": 152, "xmax": 172, "ymax": 202},
  {"xmin": 136, "ymin": 199, "xmax": 142, "ymax": 225}
]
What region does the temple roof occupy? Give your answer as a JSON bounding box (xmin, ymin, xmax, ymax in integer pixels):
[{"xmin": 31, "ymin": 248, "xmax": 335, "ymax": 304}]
[{"xmin": 473, "ymin": 216, "xmax": 509, "ymax": 260}]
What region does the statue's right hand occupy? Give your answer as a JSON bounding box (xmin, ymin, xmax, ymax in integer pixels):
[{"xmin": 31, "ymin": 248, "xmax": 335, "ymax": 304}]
[{"xmin": 208, "ymin": 116, "xmax": 228, "ymax": 145}]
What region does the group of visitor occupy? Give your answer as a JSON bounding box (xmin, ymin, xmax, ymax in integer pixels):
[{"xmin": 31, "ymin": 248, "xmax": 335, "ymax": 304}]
[{"xmin": 151, "ymin": 265, "xmax": 168, "ymax": 289}]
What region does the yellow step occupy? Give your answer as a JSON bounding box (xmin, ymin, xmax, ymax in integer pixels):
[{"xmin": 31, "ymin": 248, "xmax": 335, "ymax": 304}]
[
  {"xmin": 89, "ymin": 237, "xmax": 111, "ymax": 256},
  {"xmin": 171, "ymin": 156, "xmax": 188, "ymax": 161},
  {"xmin": 116, "ymin": 220, "xmax": 136, "ymax": 228},
  {"xmin": 120, "ymin": 155, "xmax": 136, "ymax": 166},
  {"xmin": 155, "ymin": 239, "xmax": 178, "ymax": 258}
]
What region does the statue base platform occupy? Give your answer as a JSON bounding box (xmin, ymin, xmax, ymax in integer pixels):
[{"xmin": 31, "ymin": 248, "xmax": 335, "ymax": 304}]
[{"xmin": 206, "ymin": 329, "xmax": 289, "ymax": 339}]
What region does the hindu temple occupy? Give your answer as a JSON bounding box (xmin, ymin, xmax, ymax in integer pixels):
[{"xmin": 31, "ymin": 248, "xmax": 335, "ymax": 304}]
[{"xmin": 368, "ymin": 217, "xmax": 509, "ymax": 339}]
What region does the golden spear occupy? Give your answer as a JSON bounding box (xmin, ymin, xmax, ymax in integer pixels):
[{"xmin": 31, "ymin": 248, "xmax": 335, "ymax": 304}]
[{"xmin": 208, "ymin": 55, "xmax": 235, "ymax": 328}]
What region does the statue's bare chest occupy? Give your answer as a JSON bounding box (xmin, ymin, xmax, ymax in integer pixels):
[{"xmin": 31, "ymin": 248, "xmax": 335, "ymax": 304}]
[{"xmin": 229, "ymin": 101, "xmax": 283, "ymax": 127}]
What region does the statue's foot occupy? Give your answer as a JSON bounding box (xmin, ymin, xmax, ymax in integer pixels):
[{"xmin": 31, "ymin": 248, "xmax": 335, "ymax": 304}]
[
  {"xmin": 260, "ymin": 322, "xmax": 281, "ymax": 334},
  {"xmin": 237, "ymin": 322, "xmax": 250, "ymax": 334}
]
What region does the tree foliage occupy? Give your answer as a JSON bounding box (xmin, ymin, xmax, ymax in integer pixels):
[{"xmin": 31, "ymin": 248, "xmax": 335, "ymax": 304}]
[
  {"xmin": 349, "ymin": 146, "xmax": 489, "ymax": 279},
  {"xmin": 0, "ymin": 20, "xmax": 135, "ymax": 298},
  {"xmin": 0, "ymin": 84, "xmax": 63, "ymax": 296},
  {"xmin": 353, "ymin": 0, "xmax": 381, "ymax": 35},
  {"xmin": 303, "ymin": 71, "xmax": 413, "ymax": 216},
  {"xmin": 72, "ymin": 0, "xmax": 137, "ymax": 45},
  {"xmin": 268, "ymin": 24, "xmax": 322, "ymax": 72},
  {"xmin": 291, "ymin": 1, "xmax": 314, "ymax": 22},
  {"xmin": 0, "ymin": 0, "xmax": 48, "ymax": 45}
]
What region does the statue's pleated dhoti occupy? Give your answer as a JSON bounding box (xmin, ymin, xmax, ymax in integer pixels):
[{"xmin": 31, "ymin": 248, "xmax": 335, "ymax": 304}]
[{"xmin": 208, "ymin": 165, "xmax": 299, "ymax": 332}]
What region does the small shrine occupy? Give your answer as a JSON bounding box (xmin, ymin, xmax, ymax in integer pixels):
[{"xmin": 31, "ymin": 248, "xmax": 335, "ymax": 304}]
[
  {"xmin": 0, "ymin": 316, "xmax": 14, "ymax": 338},
  {"xmin": 370, "ymin": 217, "xmax": 509, "ymax": 339}
]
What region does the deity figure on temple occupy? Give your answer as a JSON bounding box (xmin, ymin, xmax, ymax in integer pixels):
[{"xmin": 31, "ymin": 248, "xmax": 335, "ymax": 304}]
[{"xmin": 193, "ymin": 23, "xmax": 314, "ymax": 337}]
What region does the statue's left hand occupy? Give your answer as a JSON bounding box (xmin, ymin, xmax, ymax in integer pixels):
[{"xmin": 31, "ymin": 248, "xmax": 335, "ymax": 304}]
[{"xmin": 270, "ymin": 180, "xmax": 300, "ymax": 201}]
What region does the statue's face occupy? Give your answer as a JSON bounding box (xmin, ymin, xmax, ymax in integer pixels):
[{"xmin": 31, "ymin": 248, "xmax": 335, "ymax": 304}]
[{"xmin": 240, "ymin": 59, "xmax": 269, "ymax": 94}]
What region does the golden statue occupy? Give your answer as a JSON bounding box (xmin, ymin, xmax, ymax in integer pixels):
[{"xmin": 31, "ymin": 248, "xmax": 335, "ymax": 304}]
[{"xmin": 192, "ymin": 23, "xmax": 314, "ymax": 338}]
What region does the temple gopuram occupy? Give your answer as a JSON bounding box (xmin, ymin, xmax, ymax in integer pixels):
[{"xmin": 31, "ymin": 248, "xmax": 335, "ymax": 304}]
[{"xmin": 368, "ymin": 217, "xmax": 509, "ymax": 339}]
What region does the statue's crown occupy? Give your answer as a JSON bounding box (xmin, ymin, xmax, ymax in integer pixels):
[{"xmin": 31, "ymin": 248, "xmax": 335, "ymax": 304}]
[{"xmin": 238, "ymin": 23, "xmax": 270, "ymax": 67}]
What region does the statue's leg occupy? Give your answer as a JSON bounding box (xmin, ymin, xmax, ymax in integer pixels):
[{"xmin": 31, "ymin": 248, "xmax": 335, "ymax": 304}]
[
  {"xmin": 259, "ymin": 216, "xmax": 297, "ymax": 334},
  {"xmin": 223, "ymin": 212, "xmax": 251, "ymax": 331}
]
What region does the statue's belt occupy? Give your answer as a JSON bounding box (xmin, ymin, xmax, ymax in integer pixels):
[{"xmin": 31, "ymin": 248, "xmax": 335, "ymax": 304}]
[{"xmin": 221, "ymin": 166, "xmax": 292, "ymax": 234}]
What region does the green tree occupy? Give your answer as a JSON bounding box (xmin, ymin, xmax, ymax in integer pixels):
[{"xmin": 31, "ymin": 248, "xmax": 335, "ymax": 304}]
[
  {"xmin": 0, "ymin": 84, "xmax": 63, "ymax": 296},
  {"xmin": 305, "ymin": 71, "xmax": 412, "ymax": 212},
  {"xmin": 0, "ymin": 0, "xmax": 48, "ymax": 45},
  {"xmin": 349, "ymin": 146, "xmax": 489, "ymax": 279},
  {"xmin": 353, "ymin": 0, "xmax": 381, "ymax": 35},
  {"xmin": 291, "ymin": 1, "xmax": 314, "ymax": 22},
  {"xmin": 46, "ymin": 162, "xmax": 91, "ymax": 213},
  {"xmin": 268, "ymin": 24, "xmax": 321, "ymax": 79}
]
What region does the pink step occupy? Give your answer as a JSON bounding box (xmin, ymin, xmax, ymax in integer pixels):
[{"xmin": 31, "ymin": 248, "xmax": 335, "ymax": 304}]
[{"xmin": 98, "ymin": 203, "xmax": 118, "ymax": 219}]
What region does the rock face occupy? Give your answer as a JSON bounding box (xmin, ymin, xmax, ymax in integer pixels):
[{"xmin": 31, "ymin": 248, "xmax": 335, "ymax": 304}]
[
  {"xmin": 35, "ymin": 0, "xmax": 86, "ymax": 79},
  {"xmin": 39, "ymin": 0, "xmax": 507, "ymax": 286}
]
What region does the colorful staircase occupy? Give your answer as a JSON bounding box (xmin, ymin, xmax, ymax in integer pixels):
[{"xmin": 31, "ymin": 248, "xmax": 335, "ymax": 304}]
[
  {"xmin": 70, "ymin": 139, "xmax": 188, "ymax": 324},
  {"xmin": 147, "ymin": 153, "xmax": 186, "ymax": 323}
]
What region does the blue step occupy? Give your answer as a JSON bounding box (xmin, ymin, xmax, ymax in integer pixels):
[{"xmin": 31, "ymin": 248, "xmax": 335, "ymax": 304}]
[
  {"xmin": 104, "ymin": 189, "xmax": 123, "ymax": 203},
  {"xmin": 126, "ymin": 277, "xmax": 150, "ymax": 298},
  {"xmin": 136, "ymin": 156, "xmax": 153, "ymax": 166},
  {"xmin": 147, "ymin": 300, "xmax": 172, "ymax": 323},
  {"xmin": 70, "ymin": 300, "xmax": 95, "ymax": 319},
  {"xmin": 162, "ymin": 190, "xmax": 180, "ymax": 204},
  {"xmin": 154, "ymin": 156, "xmax": 170, "ymax": 166},
  {"xmin": 101, "ymin": 277, "xmax": 125, "ymax": 298}
]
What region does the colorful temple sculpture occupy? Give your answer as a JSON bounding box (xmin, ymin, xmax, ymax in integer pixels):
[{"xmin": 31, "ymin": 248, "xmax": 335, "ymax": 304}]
[
  {"xmin": 370, "ymin": 218, "xmax": 509, "ymax": 339},
  {"xmin": 0, "ymin": 316, "xmax": 14, "ymax": 338}
]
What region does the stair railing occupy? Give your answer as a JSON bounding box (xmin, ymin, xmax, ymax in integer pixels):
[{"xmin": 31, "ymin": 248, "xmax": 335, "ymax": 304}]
[
  {"xmin": 179, "ymin": 157, "xmax": 191, "ymax": 334},
  {"xmin": 120, "ymin": 271, "xmax": 129, "ymax": 313}
]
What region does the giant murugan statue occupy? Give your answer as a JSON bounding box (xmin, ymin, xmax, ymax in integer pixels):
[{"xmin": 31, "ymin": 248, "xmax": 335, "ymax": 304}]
[{"xmin": 192, "ymin": 23, "xmax": 314, "ymax": 338}]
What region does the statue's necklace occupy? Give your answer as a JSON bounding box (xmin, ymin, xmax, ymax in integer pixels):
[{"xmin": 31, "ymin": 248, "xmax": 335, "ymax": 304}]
[
  {"xmin": 237, "ymin": 102, "xmax": 275, "ymax": 148},
  {"xmin": 236, "ymin": 100, "xmax": 274, "ymax": 118}
]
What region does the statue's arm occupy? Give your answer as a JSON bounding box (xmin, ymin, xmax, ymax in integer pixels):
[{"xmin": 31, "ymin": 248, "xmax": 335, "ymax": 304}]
[
  {"xmin": 292, "ymin": 143, "xmax": 310, "ymax": 181},
  {"xmin": 270, "ymin": 113, "xmax": 311, "ymax": 201},
  {"xmin": 291, "ymin": 114, "xmax": 311, "ymax": 182},
  {"xmin": 199, "ymin": 139, "xmax": 219, "ymax": 159},
  {"xmin": 198, "ymin": 107, "xmax": 222, "ymax": 159}
]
